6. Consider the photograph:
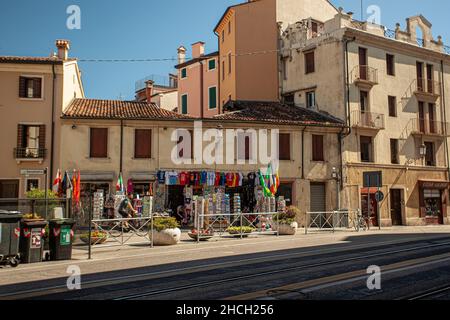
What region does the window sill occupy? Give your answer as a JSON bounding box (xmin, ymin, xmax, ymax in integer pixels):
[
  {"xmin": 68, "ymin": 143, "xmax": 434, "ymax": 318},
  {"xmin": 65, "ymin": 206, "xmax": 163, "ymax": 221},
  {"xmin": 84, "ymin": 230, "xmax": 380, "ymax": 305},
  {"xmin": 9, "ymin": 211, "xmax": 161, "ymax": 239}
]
[
  {"xmin": 16, "ymin": 158, "xmax": 44, "ymax": 164},
  {"xmin": 86, "ymin": 157, "xmax": 111, "ymax": 161},
  {"xmin": 132, "ymin": 157, "xmax": 154, "ymax": 160},
  {"xmin": 311, "ymin": 160, "xmax": 327, "ymax": 163},
  {"xmin": 19, "ymin": 98, "xmax": 44, "ymax": 101}
]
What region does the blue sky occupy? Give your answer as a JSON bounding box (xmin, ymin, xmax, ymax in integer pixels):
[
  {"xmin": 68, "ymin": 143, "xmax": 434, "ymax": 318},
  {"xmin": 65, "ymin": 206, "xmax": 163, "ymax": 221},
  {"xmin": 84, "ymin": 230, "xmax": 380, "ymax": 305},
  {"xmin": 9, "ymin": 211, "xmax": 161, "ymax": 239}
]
[{"xmin": 1, "ymin": 0, "xmax": 449, "ymax": 100}]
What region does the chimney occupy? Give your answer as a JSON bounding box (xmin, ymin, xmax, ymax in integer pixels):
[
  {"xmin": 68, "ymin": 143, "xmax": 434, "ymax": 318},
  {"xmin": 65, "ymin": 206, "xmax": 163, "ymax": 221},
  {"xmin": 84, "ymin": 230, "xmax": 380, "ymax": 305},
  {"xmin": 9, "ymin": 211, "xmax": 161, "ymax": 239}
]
[
  {"xmin": 191, "ymin": 41, "xmax": 205, "ymax": 59},
  {"xmin": 55, "ymin": 39, "xmax": 70, "ymax": 60},
  {"xmin": 145, "ymin": 80, "xmax": 154, "ymax": 103},
  {"xmin": 177, "ymin": 46, "xmax": 187, "ymax": 64}
]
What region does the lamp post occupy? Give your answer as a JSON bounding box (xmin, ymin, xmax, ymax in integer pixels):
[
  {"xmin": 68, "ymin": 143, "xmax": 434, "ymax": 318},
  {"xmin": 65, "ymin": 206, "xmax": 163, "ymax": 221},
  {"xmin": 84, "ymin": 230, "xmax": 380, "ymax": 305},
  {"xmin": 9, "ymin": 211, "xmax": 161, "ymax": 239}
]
[
  {"xmin": 419, "ymin": 143, "xmax": 427, "ymax": 166},
  {"xmin": 332, "ymin": 167, "xmax": 341, "ymax": 210}
]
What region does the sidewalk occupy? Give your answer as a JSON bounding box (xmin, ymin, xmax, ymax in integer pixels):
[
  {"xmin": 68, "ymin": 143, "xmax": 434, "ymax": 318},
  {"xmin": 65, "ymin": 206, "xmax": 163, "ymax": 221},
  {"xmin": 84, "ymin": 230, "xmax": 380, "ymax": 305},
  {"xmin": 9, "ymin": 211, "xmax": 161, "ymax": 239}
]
[{"xmin": 0, "ymin": 226, "xmax": 449, "ymax": 288}]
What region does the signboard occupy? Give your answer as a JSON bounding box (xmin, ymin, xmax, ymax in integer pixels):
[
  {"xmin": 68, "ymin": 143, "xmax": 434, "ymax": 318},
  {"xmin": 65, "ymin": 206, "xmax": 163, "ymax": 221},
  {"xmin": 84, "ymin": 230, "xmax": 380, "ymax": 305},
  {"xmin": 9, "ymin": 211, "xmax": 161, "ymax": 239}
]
[
  {"xmin": 60, "ymin": 226, "xmax": 71, "ymax": 246},
  {"xmin": 21, "ymin": 169, "xmax": 46, "ymax": 176},
  {"xmin": 375, "ymin": 191, "xmax": 385, "ymax": 202},
  {"xmin": 363, "ymin": 171, "xmax": 383, "ymax": 188}
]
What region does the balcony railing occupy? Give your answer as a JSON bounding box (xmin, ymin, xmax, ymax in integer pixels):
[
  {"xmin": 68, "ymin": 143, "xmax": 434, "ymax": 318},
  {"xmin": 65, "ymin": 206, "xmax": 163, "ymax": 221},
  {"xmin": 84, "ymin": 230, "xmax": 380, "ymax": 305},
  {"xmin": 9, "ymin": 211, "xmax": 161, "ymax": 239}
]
[
  {"xmin": 409, "ymin": 118, "xmax": 450, "ymax": 137},
  {"xmin": 414, "ymin": 78, "xmax": 441, "ymax": 96},
  {"xmin": 14, "ymin": 147, "xmax": 46, "ymax": 159},
  {"xmin": 351, "ymin": 110, "xmax": 385, "ymax": 130},
  {"xmin": 352, "ymin": 65, "xmax": 378, "ymax": 86}
]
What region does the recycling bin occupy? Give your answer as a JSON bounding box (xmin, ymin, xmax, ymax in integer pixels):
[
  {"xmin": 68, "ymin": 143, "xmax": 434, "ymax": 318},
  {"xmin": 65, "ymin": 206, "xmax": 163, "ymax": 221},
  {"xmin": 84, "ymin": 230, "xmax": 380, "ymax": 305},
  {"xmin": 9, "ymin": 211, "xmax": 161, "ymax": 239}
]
[
  {"xmin": 0, "ymin": 211, "xmax": 22, "ymax": 267},
  {"xmin": 19, "ymin": 219, "xmax": 48, "ymax": 264},
  {"xmin": 49, "ymin": 219, "xmax": 75, "ymax": 261}
]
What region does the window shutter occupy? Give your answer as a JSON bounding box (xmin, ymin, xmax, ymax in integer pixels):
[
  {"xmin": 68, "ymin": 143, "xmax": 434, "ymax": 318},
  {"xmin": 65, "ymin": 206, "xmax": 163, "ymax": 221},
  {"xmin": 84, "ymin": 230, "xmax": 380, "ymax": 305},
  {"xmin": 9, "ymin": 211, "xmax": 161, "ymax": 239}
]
[
  {"xmin": 17, "ymin": 124, "xmax": 24, "ymax": 148},
  {"xmin": 39, "ymin": 125, "xmax": 45, "ymax": 150},
  {"xmin": 279, "ymin": 133, "xmax": 291, "ymax": 161},
  {"xmin": 305, "ymin": 51, "xmax": 315, "ymax": 74},
  {"xmin": 90, "ymin": 128, "xmax": 108, "ymax": 158},
  {"xmin": 19, "ymin": 77, "xmax": 26, "ymax": 98},
  {"xmin": 33, "ymin": 78, "xmax": 42, "ymax": 98},
  {"xmin": 135, "ymin": 129, "xmax": 152, "ymax": 158},
  {"xmin": 312, "ymin": 135, "xmax": 324, "ymax": 161}
]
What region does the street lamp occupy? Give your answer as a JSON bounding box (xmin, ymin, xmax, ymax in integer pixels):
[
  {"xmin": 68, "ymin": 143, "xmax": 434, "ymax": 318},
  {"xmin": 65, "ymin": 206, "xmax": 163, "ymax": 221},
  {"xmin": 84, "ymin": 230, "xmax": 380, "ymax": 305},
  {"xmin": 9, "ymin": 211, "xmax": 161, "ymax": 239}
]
[{"xmin": 419, "ymin": 143, "xmax": 427, "ymax": 157}]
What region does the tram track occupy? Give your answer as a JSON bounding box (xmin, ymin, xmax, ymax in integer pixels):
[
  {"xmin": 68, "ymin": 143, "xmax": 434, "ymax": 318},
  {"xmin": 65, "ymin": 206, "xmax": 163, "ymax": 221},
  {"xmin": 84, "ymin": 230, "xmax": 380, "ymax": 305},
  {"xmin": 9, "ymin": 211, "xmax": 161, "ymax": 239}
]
[{"xmin": 401, "ymin": 285, "xmax": 450, "ymax": 300}]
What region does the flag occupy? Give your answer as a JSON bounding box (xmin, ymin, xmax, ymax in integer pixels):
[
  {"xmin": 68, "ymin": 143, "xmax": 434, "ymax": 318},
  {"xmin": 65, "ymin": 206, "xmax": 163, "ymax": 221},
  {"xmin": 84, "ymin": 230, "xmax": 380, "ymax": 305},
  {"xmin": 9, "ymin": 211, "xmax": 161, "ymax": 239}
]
[
  {"xmin": 116, "ymin": 173, "xmax": 124, "ymax": 193},
  {"xmin": 74, "ymin": 170, "xmax": 81, "ymax": 203},
  {"xmin": 52, "ymin": 169, "xmax": 61, "ymax": 194}
]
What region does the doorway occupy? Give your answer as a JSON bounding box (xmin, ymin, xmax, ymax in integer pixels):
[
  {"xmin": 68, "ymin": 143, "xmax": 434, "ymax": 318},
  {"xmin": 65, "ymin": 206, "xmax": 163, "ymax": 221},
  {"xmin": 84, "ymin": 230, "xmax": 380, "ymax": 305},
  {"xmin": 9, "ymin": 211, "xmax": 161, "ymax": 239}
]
[
  {"xmin": 359, "ymin": 47, "xmax": 368, "ymax": 80},
  {"xmin": 361, "ymin": 189, "xmax": 379, "ymax": 227},
  {"xmin": 0, "ymin": 179, "xmax": 20, "ymax": 211},
  {"xmin": 390, "ymin": 189, "xmax": 403, "ymax": 226}
]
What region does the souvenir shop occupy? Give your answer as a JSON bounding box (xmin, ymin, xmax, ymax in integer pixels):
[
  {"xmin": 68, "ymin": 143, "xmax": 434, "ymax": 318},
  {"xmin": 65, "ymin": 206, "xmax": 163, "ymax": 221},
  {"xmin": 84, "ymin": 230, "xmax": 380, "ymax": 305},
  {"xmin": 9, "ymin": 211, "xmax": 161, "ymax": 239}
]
[{"xmin": 152, "ymin": 169, "xmax": 284, "ymax": 227}]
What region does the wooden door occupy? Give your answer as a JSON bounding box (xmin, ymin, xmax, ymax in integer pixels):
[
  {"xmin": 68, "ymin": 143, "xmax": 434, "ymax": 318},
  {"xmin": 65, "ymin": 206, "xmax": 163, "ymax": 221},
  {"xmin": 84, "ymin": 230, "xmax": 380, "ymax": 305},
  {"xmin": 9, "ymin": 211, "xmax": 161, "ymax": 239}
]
[
  {"xmin": 390, "ymin": 189, "xmax": 403, "ymax": 226},
  {"xmin": 359, "ymin": 48, "xmax": 368, "ymax": 80}
]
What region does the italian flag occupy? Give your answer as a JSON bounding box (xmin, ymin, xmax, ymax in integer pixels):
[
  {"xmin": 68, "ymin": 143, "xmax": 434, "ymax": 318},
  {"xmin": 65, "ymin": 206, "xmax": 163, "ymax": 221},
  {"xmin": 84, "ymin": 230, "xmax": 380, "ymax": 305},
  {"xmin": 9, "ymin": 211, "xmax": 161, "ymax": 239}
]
[{"xmin": 116, "ymin": 173, "xmax": 124, "ymax": 192}]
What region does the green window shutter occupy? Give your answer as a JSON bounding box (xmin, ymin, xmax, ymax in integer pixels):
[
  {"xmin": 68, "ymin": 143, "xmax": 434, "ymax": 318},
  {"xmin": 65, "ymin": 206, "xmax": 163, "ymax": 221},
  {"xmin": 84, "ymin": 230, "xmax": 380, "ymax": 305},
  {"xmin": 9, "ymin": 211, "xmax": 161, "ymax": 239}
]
[
  {"xmin": 209, "ymin": 87, "xmax": 217, "ymax": 109},
  {"xmin": 208, "ymin": 59, "xmax": 216, "ymax": 70},
  {"xmin": 181, "ymin": 95, "xmax": 188, "ymax": 114},
  {"xmin": 181, "ymin": 68, "xmax": 187, "ymax": 78}
]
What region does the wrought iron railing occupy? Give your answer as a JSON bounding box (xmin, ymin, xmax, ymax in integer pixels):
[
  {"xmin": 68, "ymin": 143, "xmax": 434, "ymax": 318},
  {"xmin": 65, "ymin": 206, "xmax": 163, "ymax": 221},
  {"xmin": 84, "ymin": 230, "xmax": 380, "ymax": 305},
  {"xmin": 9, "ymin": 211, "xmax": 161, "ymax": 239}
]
[
  {"xmin": 414, "ymin": 78, "xmax": 441, "ymax": 96},
  {"xmin": 14, "ymin": 147, "xmax": 46, "ymax": 159},
  {"xmin": 352, "ymin": 110, "xmax": 385, "ymax": 130},
  {"xmin": 409, "ymin": 118, "xmax": 450, "ymax": 136},
  {"xmin": 352, "ymin": 65, "xmax": 378, "ymax": 84}
]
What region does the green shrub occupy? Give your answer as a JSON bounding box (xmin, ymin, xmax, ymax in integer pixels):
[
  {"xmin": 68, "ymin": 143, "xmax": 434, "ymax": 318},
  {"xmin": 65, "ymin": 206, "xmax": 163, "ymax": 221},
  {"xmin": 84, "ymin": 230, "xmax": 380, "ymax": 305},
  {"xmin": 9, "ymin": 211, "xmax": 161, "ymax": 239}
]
[
  {"xmin": 153, "ymin": 217, "xmax": 180, "ymax": 232},
  {"xmin": 227, "ymin": 226, "xmax": 255, "ymax": 234},
  {"xmin": 275, "ymin": 206, "xmax": 301, "ymax": 225},
  {"xmin": 25, "ymin": 189, "xmax": 59, "ymax": 218}
]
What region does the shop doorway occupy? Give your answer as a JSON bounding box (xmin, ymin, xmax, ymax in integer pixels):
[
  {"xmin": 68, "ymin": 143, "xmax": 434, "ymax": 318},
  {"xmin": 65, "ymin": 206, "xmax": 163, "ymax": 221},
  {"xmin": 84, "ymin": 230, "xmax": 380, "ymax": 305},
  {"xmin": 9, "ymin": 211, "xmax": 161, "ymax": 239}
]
[
  {"xmin": 390, "ymin": 189, "xmax": 403, "ymax": 226},
  {"xmin": 167, "ymin": 185, "xmax": 185, "ymax": 221},
  {"xmin": 361, "ymin": 188, "xmax": 379, "ymax": 227},
  {"xmin": 0, "ymin": 179, "xmax": 19, "ymax": 211}
]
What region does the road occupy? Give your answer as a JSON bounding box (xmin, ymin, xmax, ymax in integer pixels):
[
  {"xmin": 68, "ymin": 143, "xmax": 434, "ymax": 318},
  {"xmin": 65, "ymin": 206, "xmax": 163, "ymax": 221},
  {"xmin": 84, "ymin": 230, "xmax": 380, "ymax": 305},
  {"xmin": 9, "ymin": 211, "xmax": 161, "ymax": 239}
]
[{"xmin": 1, "ymin": 233, "xmax": 450, "ymax": 300}]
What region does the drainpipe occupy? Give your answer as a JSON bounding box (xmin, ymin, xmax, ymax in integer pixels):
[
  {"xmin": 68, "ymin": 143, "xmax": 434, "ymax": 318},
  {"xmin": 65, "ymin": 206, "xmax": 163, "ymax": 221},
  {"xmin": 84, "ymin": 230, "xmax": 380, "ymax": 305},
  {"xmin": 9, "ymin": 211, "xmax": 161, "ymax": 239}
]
[
  {"xmin": 120, "ymin": 120, "xmax": 124, "ymax": 174},
  {"xmin": 301, "ymin": 126, "xmax": 306, "ymax": 179},
  {"xmin": 200, "ymin": 61, "xmax": 205, "ymax": 118},
  {"xmin": 440, "ymin": 60, "xmax": 450, "ymax": 179},
  {"xmin": 50, "ymin": 64, "xmax": 56, "ymax": 188}
]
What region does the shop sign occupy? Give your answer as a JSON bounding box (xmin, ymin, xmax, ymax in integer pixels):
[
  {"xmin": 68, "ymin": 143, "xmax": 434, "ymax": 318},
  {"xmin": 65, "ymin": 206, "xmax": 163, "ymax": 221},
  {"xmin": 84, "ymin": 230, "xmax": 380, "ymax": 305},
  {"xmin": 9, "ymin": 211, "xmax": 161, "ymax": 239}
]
[
  {"xmin": 420, "ymin": 181, "xmax": 450, "ymax": 189},
  {"xmin": 375, "ymin": 191, "xmax": 385, "ymax": 202},
  {"xmin": 31, "ymin": 228, "xmax": 42, "ymax": 249},
  {"xmin": 20, "ymin": 169, "xmax": 46, "ymax": 176},
  {"xmin": 60, "ymin": 226, "xmax": 71, "ymax": 246}
]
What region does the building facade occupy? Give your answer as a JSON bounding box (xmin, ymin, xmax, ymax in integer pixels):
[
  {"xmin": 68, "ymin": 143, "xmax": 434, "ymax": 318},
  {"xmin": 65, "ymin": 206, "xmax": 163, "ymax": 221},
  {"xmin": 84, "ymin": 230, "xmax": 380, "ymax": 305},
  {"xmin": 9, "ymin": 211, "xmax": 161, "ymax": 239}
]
[
  {"xmin": 175, "ymin": 42, "xmax": 219, "ymax": 117},
  {"xmin": 0, "ymin": 40, "xmax": 84, "ymax": 198},
  {"xmin": 281, "ymin": 10, "xmax": 450, "ymax": 225},
  {"xmin": 135, "ymin": 74, "xmax": 178, "ymax": 112}
]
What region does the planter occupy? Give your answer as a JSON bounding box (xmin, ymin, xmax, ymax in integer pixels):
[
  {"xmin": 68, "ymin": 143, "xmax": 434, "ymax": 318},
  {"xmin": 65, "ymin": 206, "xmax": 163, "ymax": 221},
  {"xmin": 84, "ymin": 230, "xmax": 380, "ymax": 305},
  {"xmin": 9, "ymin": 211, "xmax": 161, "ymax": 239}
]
[
  {"xmin": 425, "ymin": 216, "xmax": 441, "ymax": 225},
  {"xmin": 188, "ymin": 232, "xmax": 213, "ymax": 241},
  {"xmin": 80, "ymin": 233, "xmax": 108, "ymax": 245},
  {"xmin": 152, "ymin": 228, "xmax": 181, "ymax": 246},
  {"xmin": 273, "ymin": 222, "xmax": 298, "ymax": 235}
]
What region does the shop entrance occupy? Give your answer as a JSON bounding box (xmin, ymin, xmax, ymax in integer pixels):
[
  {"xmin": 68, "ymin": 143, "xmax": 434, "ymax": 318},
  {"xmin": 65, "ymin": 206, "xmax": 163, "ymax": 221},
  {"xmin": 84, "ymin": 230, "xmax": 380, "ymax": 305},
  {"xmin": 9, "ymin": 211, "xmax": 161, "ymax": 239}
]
[
  {"xmin": 167, "ymin": 185, "xmax": 185, "ymax": 222},
  {"xmin": 390, "ymin": 189, "xmax": 403, "ymax": 226},
  {"xmin": 361, "ymin": 188, "xmax": 379, "ymax": 227},
  {"xmin": 423, "ymin": 189, "xmax": 444, "ymax": 225}
]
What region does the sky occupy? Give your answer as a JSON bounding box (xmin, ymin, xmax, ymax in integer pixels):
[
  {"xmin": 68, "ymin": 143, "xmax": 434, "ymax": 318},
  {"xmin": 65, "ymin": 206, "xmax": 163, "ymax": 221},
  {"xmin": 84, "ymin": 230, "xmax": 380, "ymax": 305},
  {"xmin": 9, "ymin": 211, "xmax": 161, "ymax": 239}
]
[{"xmin": 1, "ymin": 0, "xmax": 449, "ymax": 100}]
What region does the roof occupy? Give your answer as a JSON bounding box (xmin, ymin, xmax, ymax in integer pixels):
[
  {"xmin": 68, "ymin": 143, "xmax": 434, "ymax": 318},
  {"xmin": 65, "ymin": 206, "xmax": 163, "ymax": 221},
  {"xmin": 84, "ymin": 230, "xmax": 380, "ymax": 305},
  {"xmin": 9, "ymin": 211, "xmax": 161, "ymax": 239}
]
[
  {"xmin": 175, "ymin": 51, "xmax": 219, "ymax": 69},
  {"xmin": 62, "ymin": 99, "xmax": 194, "ymax": 120},
  {"xmin": 0, "ymin": 56, "xmax": 76, "ymax": 65},
  {"xmin": 214, "ymin": 100, "xmax": 345, "ymax": 127}
]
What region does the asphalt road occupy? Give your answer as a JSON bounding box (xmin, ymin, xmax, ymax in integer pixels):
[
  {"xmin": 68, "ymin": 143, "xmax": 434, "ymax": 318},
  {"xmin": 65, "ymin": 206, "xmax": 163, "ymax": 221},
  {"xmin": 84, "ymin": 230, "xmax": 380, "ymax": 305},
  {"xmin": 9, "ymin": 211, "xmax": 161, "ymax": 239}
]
[{"xmin": 2, "ymin": 234, "xmax": 450, "ymax": 300}]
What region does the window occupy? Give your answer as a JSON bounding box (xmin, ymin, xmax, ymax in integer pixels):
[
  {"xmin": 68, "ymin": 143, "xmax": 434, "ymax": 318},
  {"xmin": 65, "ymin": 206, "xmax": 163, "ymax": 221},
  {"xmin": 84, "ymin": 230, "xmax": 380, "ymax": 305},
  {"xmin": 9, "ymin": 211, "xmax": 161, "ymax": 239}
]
[
  {"xmin": 360, "ymin": 136, "xmax": 373, "ymax": 162},
  {"xmin": 90, "ymin": 128, "xmax": 108, "ymax": 158},
  {"xmin": 26, "ymin": 179, "xmax": 39, "ymax": 192},
  {"xmin": 222, "ymin": 61, "xmax": 225, "ymax": 81},
  {"xmin": 16, "ymin": 124, "xmax": 45, "ymax": 158},
  {"xmin": 305, "ymin": 51, "xmax": 315, "ymax": 74},
  {"xmin": 276, "ymin": 183, "xmax": 293, "ymax": 206},
  {"xmin": 208, "ymin": 59, "xmax": 216, "ymax": 71},
  {"xmin": 311, "ymin": 21, "xmax": 318, "ymax": 37},
  {"xmin": 228, "ymin": 53, "xmax": 232, "ymax": 74},
  {"xmin": 425, "ymin": 142, "xmax": 435, "ymax": 166},
  {"xmin": 388, "ymin": 96, "xmax": 397, "ymax": 117},
  {"xmin": 237, "ymin": 133, "xmax": 251, "ymax": 161},
  {"xmin": 312, "ymin": 135, "xmax": 324, "ymax": 161},
  {"xmin": 279, "ymin": 133, "xmax": 291, "ymax": 161},
  {"xmin": 181, "ymin": 94, "xmax": 188, "ymax": 114},
  {"xmin": 208, "ymin": 87, "xmax": 217, "ymax": 109},
  {"xmin": 181, "ymin": 68, "xmax": 187, "ymax": 79},
  {"xmin": 19, "ymin": 76, "xmax": 42, "ymax": 99},
  {"xmin": 134, "ymin": 129, "xmax": 152, "ymax": 159},
  {"xmin": 390, "ymin": 139, "xmax": 399, "ymax": 164},
  {"xmin": 386, "ymin": 54, "xmax": 395, "ymax": 76},
  {"xmin": 360, "ymin": 91, "xmax": 369, "ymax": 112},
  {"xmin": 306, "ymin": 91, "xmax": 316, "ymax": 109},
  {"xmin": 283, "ymin": 93, "xmax": 295, "ymax": 106},
  {"xmin": 228, "ymin": 21, "xmax": 231, "ymax": 34}
]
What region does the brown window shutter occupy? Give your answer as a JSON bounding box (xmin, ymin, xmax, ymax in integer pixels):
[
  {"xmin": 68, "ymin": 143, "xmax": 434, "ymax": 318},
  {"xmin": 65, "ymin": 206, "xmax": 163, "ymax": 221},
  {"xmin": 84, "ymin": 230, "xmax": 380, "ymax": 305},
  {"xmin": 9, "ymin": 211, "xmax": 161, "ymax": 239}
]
[
  {"xmin": 134, "ymin": 129, "xmax": 152, "ymax": 159},
  {"xmin": 305, "ymin": 51, "xmax": 315, "ymax": 74},
  {"xmin": 245, "ymin": 135, "xmax": 250, "ymax": 160},
  {"xmin": 90, "ymin": 128, "xmax": 108, "ymax": 158},
  {"xmin": 312, "ymin": 135, "xmax": 324, "ymax": 161},
  {"xmin": 39, "ymin": 125, "xmax": 45, "ymax": 150},
  {"xmin": 19, "ymin": 77, "xmax": 26, "ymax": 98},
  {"xmin": 17, "ymin": 124, "xmax": 24, "ymax": 148},
  {"xmin": 33, "ymin": 78, "xmax": 42, "ymax": 98},
  {"xmin": 279, "ymin": 133, "xmax": 291, "ymax": 161}
]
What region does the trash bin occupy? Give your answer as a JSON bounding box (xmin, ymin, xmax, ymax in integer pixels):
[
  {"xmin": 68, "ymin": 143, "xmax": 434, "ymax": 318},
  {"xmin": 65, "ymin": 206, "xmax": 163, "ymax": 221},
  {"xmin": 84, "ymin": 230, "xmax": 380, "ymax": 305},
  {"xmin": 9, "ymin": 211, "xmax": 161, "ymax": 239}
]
[
  {"xmin": 0, "ymin": 211, "xmax": 22, "ymax": 267},
  {"xmin": 19, "ymin": 219, "xmax": 48, "ymax": 264},
  {"xmin": 49, "ymin": 219, "xmax": 75, "ymax": 261}
]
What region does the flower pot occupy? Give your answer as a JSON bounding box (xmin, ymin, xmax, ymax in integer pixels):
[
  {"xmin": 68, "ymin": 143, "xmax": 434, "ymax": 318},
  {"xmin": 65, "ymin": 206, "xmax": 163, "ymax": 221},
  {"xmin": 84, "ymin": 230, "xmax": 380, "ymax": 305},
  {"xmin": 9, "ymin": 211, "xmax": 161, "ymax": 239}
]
[
  {"xmin": 152, "ymin": 228, "xmax": 181, "ymax": 246},
  {"xmin": 273, "ymin": 223, "xmax": 297, "ymax": 235},
  {"xmin": 425, "ymin": 216, "xmax": 440, "ymax": 225}
]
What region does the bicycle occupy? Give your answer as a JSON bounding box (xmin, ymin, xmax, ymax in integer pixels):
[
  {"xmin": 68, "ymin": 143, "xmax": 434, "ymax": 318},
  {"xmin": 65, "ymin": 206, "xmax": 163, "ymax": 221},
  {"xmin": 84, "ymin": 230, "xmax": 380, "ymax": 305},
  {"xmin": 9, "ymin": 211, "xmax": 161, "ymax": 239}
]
[{"xmin": 355, "ymin": 212, "xmax": 369, "ymax": 232}]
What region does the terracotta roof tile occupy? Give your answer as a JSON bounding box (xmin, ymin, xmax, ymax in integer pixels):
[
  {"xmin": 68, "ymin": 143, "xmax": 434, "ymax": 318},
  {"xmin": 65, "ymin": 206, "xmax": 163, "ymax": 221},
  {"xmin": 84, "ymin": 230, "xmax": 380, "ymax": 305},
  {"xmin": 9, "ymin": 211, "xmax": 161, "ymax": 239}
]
[
  {"xmin": 62, "ymin": 99, "xmax": 195, "ymax": 120},
  {"xmin": 0, "ymin": 56, "xmax": 75, "ymax": 64},
  {"xmin": 214, "ymin": 100, "xmax": 345, "ymax": 127}
]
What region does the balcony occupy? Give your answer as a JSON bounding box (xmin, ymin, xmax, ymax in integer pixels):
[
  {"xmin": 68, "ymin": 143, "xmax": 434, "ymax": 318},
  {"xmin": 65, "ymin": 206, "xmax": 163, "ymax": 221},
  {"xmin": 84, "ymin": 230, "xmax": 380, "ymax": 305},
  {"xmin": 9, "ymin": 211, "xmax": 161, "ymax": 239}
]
[
  {"xmin": 409, "ymin": 118, "xmax": 450, "ymax": 137},
  {"xmin": 351, "ymin": 110, "xmax": 385, "ymax": 131},
  {"xmin": 413, "ymin": 78, "xmax": 441, "ymax": 101},
  {"xmin": 352, "ymin": 65, "xmax": 378, "ymax": 90},
  {"xmin": 14, "ymin": 148, "xmax": 46, "ymax": 162}
]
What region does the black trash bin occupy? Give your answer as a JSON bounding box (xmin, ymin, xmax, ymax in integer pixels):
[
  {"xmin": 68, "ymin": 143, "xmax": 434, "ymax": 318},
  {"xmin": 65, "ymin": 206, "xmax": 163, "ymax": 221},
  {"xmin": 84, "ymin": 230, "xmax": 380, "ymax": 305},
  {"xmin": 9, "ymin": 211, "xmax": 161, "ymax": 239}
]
[
  {"xmin": 0, "ymin": 211, "xmax": 22, "ymax": 267},
  {"xmin": 19, "ymin": 219, "xmax": 48, "ymax": 264},
  {"xmin": 49, "ymin": 219, "xmax": 75, "ymax": 261}
]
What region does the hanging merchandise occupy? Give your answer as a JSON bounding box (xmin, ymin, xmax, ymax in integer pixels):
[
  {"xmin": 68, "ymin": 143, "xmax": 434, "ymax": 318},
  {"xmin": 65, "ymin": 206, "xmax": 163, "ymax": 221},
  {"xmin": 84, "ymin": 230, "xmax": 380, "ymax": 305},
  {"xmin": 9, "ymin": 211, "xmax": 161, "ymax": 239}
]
[
  {"xmin": 157, "ymin": 170, "xmax": 166, "ymax": 184},
  {"xmin": 184, "ymin": 186, "xmax": 193, "ymax": 225},
  {"xmin": 142, "ymin": 195, "xmax": 153, "ymax": 217},
  {"xmin": 153, "ymin": 182, "xmax": 166, "ymax": 213},
  {"xmin": 277, "ymin": 196, "xmax": 286, "ymax": 213},
  {"xmin": 233, "ymin": 194, "xmax": 241, "ymax": 215},
  {"xmin": 93, "ymin": 191, "xmax": 104, "ymax": 220},
  {"xmin": 127, "ymin": 179, "xmax": 134, "ymax": 194},
  {"xmin": 114, "ymin": 194, "xmax": 126, "ymax": 218}
]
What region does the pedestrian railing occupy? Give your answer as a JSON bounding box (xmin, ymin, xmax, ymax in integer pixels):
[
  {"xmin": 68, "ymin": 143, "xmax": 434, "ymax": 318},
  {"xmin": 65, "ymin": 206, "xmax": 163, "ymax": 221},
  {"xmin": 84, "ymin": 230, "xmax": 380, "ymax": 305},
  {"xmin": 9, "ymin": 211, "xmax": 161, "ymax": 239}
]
[{"xmin": 305, "ymin": 210, "xmax": 360, "ymax": 234}]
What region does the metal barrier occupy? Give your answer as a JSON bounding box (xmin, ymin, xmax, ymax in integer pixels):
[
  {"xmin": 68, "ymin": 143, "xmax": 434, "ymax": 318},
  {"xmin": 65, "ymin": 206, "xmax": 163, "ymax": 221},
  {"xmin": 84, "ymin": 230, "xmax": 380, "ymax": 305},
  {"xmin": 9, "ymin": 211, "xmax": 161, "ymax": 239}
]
[
  {"xmin": 305, "ymin": 210, "xmax": 360, "ymax": 234},
  {"xmin": 0, "ymin": 198, "xmax": 72, "ymax": 220},
  {"xmin": 195, "ymin": 212, "xmax": 279, "ymax": 242}
]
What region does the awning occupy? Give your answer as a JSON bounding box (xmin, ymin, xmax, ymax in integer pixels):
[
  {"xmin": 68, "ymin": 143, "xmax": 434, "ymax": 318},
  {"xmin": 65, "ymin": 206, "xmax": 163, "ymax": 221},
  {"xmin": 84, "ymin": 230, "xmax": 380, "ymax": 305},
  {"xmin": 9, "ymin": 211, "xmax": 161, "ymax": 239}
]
[
  {"xmin": 361, "ymin": 187, "xmax": 380, "ymax": 194},
  {"xmin": 128, "ymin": 172, "xmax": 156, "ymax": 181},
  {"xmin": 80, "ymin": 171, "xmax": 115, "ymax": 181},
  {"xmin": 419, "ymin": 180, "xmax": 450, "ymax": 189}
]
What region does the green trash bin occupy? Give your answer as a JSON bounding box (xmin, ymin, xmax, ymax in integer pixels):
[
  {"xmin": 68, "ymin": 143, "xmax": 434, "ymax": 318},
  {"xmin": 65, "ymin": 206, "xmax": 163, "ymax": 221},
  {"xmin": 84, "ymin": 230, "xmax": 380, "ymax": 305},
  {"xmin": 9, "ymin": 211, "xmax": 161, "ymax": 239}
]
[
  {"xmin": 0, "ymin": 211, "xmax": 22, "ymax": 267},
  {"xmin": 19, "ymin": 220, "xmax": 48, "ymax": 264},
  {"xmin": 49, "ymin": 219, "xmax": 75, "ymax": 261}
]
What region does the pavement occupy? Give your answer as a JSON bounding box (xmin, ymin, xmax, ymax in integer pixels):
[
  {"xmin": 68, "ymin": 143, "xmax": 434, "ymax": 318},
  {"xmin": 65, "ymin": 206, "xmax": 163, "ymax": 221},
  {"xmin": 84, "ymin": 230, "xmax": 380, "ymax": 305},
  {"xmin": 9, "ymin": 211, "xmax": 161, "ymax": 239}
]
[{"xmin": 1, "ymin": 225, "xmax": 449, "ymax": 291}]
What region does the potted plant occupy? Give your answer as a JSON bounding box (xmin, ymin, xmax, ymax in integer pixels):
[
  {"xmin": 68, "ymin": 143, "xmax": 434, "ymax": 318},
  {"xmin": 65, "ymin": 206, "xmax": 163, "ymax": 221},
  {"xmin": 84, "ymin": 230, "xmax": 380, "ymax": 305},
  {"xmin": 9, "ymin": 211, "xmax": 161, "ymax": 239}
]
[
  {"xmin": 80, "ymin": 230, "xmax": 108, "ymax": 245},
  {"xmin": 188, "ymin": 228, "xmax": 213, "ymax": 241},
  {"xmin": 273, "ymin": 206, "xmax": 301, "ymax": 235},
  {"xmin": 226, "ymin": 226, "xmax": 255, "ymax": 237},
  {"xmin": 152, "ymin": 217, "xmax": 181, "ymax": 246}
]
